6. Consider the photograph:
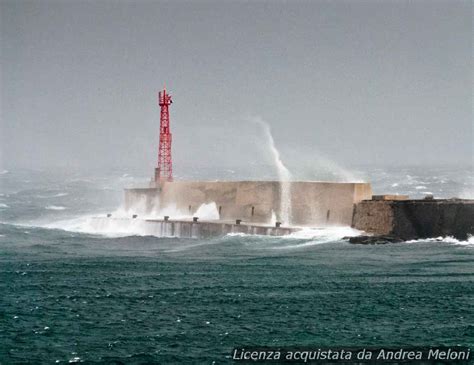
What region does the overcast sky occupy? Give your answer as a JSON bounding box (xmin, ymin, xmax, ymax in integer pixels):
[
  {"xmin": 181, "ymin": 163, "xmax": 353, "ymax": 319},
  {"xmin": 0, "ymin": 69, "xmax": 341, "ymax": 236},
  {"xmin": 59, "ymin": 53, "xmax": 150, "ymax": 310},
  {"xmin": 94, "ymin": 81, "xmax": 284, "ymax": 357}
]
[{"xmin": 1, "ymin": 0, "xmax": 472, "ymax": 175}]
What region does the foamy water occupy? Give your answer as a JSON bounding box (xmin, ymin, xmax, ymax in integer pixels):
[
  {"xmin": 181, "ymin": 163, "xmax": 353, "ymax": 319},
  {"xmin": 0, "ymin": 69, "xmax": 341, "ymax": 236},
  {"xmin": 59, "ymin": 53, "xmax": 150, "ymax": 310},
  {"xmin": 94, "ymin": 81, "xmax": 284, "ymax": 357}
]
[
  {"xmin": 405, "ymin": 235, "xmax": 474, "ymax": 247},
  {"xmin": 37, "ymin": 201, "xmax": 221, "ymax": 238},
  {"xmin": 37, "ymin": 192, "xmax": 69, "ymax": 199},
  {"xmin": 112, "ymin": 200, "xmax": 220, "ymax": 221},
  {"xmin": 45, "ymin": 205, "xmax": 67, "ymax": 211}
]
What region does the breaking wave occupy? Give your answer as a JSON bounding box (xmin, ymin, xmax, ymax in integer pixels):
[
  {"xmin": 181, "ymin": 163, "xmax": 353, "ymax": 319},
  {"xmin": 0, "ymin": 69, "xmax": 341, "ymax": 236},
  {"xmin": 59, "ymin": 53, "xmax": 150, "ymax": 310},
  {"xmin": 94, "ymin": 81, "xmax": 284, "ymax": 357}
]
[
  {"xmin": 226, "ymin": 226, "xmax": 363, "ymax": 249},
  {"xmin": 287, "ymin": 226, "xmax": 361, "ymax": 240},
  {"xmin": 37, "ymin": 192, "xmax": 69, "ymax": 199},
  {"xmin": 38, "ymin": 201, "xmax": 220, "ymax": 237},
  {"xmin": 406, "ymin": 235, "xmax": 474, "ymax": 247},
  {"xmin": 26, "ymin": 208, "xmax": 363, "ymax": 245},
  {"xmin": 45, "ymin": 205, "xmax": 67, "ymax": 211}
]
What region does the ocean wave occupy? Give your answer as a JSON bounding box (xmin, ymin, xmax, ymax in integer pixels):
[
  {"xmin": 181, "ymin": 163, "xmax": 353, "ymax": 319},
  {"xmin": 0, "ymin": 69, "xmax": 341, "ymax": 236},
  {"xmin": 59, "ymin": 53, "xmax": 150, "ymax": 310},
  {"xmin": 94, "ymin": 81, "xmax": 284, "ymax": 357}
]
[
  {"xmin": 42, "ymin": 214, "xmax": 166, "ymax": 238},
  {"xmin": 226, "ymin": 232, "xmax": 250, "ymax": 237},
  {"xmin": 45, "ymin": 205, "xmax": 67, "ymax": 211},
  {"xmin": 287, "ymin": 226, "xmax": 361, "ymax": 239},
  {"xmin": 42, "ymin": 215, "xmax": 107, "ymax": 234},
  {"xmin": 225, "ymin": 226, "xmax": 363, "ymax": 250},
  {"xmin": 37, "ymin": 192, "xmax": 69, "ymax": 199},
  {"xmin": 0, "ymin": 203, "xmax": 9, "ymax": 208},
  {"xmin": 10, "ymin": 210, "xmax": 171, "ymax": 238},
  {"xmin": 12, "ymin": 210, "xmax": 473, "ymax": 249},
  {"xmin": 227, "ymin": 226, "xmax": 361, "ymax": 241},
  {"xmin": 405, "ymin": 235, "xmax": 474, "ymax": 246},
  {"xmin": 30, "ymin": 211, "xmax": 364, "ymax": 244},
  {"xmin": 269, "ymin": 227, "xmax": 362, "ymax": 249}
]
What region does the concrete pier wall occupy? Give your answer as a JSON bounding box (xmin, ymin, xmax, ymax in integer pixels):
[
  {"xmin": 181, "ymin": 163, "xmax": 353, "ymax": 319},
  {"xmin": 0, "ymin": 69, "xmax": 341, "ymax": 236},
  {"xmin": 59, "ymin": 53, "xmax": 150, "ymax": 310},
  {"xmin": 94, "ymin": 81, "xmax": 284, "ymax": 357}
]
[
  {"xmin": 352, "ymin": 199, "xmax": 474, "ymax": 240},
  {"xmin": 125, "ymin": 181, "xmax": 372, "ymax": 226},
  {"xmin": 91, "ymin": 217, "xmax": 296, "ymax": 238}
]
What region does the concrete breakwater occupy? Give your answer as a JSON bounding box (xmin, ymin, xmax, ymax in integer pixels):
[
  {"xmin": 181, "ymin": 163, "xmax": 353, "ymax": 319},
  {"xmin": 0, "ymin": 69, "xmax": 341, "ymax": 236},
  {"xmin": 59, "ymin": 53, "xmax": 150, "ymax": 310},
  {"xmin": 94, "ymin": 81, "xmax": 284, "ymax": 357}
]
[
  {"xmin": 94, "ymin": 197, "xmax": 473, "ymax": 241},
  {"xmin": 91, "ymin": 217, "xmax": 297, "ymax": 238},
  {"xmin": 126, "ymin": 181, "xmax": 373, "ymax": 226},
  {"xmin": 112, "ymin": 181, "xmax": 473, "ymax": 242}
]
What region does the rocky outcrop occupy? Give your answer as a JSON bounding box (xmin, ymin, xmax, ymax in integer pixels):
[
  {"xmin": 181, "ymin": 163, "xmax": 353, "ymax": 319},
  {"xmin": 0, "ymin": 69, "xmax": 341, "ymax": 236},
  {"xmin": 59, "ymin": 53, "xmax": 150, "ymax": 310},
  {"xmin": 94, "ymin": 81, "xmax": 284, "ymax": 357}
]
[
  {"xmin": 352, "ymin": 198, "xmax": 474, "ymax": 241},
  {"xmin": 347, "ymin": 235, "xmax": 403, "ymax": 244}
]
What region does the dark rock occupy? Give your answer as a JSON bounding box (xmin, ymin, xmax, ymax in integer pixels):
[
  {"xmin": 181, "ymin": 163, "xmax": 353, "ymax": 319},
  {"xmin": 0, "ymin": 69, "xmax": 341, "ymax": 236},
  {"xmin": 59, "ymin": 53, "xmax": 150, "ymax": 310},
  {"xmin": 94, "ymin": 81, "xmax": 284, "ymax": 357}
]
[
  {"xmin": 352, "ymin": 199, "xmax": 474, "ymax": 241},
  {"xmin": 349, "ymin": 235, "xmax": 404, "ymax": 245}
]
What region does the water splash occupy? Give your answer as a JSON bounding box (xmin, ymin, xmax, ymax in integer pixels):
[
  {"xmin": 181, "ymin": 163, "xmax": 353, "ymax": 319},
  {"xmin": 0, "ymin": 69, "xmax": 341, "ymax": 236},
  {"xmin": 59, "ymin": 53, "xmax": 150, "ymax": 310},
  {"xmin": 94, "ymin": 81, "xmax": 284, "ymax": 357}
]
[
  {"xmin": 405, "ymin": 235, "xmax": 474, "ymax": 246},
  {"xmin": 194, "ymin": 202, "xmax": 220, "ymax": 220},
  {"xmin": 251, "ymin": 117, "xmax": 292, "ymax": 225},
  {"xmin": 40, "ymin": 201, "xmax": 220, "ymax": 237},
  {"xmin": 269, "ymin": 210, "xmax": 277, "ymax": 225},
  {"xmin": 309, "ymin": 154, "xmax": 362, "ymax": 182},
  {"xmin": 285, "ymin": 148, "xmax": 363, "ymax": 182},
  {"xmin": 112, "ymin": 197, "xmax": 219, "ymax": 221},
  {"xmin": 459, "ymin": 187, "xmax": 474, "ymax": 199},
  {"xmin": 45, "ymin": 205, "xmax": 67, "ymax": 211}
]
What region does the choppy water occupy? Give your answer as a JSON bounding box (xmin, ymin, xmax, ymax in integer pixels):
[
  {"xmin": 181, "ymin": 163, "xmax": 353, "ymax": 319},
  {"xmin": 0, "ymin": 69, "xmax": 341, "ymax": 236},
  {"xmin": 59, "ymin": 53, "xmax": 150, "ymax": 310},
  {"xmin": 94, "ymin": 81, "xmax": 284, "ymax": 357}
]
[{"xmin": 0, "ymin": 166, "xmax": 473, "ymax": 364}]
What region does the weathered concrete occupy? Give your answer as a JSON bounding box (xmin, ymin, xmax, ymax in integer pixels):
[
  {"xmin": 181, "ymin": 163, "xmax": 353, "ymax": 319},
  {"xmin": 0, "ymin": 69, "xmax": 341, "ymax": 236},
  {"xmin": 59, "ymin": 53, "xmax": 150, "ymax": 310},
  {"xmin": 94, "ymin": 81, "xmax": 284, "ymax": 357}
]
[
  {"xmin": 91, "ymin": 217, "xmax": 297, "ymax": 238},
  {"xmin": 352, "ymin": 198, "xmax": 474, "ymax": 240},
  {"xmin": 125, "ymin": 181, "xmax": 372, "ymax": 226}
]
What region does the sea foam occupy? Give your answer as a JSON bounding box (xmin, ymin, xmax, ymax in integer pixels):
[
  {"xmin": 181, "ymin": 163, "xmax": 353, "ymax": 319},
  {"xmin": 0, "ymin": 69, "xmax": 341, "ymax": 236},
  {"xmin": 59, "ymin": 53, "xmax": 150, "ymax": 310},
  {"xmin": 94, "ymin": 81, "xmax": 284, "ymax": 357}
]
[{"xmin": 45, "ymin": 205, "xmax": 67, "ymax": 211}]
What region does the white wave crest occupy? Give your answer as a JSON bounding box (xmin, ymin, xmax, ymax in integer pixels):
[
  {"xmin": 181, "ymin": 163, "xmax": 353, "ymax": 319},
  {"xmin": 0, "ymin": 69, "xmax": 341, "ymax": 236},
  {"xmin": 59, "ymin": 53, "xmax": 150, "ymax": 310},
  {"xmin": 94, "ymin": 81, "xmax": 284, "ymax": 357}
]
[
  {"xmin": 42, "ymin": 215, "xmax": 126, "ymax": 236},
  {"xmin": 40, "ymin": 203, "xmax": 219, "ymax": 238},
  {"xmin": 59, "ymin": 217, "xmax": 145, "ymax": 236},
  {"xmin": 269, "ymin": 226, "xmax": 362, "ymax": 249},
  {"xmin": 113, "ymin": 200, "xmax": 220, "ymax": 221},
  {"xmin": 225, "ymin": 226, "xmax": 363, "ymax": 250},
  {"xmin": 0, "ymin": 203, "xmax": 9, "ymax": 208},
  {"xmin": 226, "ymin": 232, "xmax": 250, "ymax": 237},
  {"xmin": 287, "ymin": 226, "xmax": 361, "ymax": 239},
  {"xmin": 405, "ymin": 235, "xmax": 474, "ymax": 246},
  {"xmin": 45, "ymin": 205, "xmax": 67, "ymax": 211},
  {"xmin": 37, "ymin": 192, "xmax": 69, "ymax": 199}
]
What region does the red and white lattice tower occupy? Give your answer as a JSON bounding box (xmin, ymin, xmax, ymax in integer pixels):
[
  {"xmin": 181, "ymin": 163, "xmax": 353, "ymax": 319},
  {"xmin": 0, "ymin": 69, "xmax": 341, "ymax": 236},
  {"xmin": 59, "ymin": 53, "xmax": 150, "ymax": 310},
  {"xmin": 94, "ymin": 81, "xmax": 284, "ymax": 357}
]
[{"xmin": 154, "ymin": 87, "xmax": 173, "ymax": 182}]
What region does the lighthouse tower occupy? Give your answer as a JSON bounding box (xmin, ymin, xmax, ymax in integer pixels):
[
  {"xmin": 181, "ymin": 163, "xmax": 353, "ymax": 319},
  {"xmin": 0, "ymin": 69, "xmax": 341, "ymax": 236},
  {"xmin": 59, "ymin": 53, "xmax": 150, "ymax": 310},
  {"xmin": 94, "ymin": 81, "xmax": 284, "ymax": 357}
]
[{"xmin": 154, "ymin": 87, "xmax": 173, "ymax": 182}]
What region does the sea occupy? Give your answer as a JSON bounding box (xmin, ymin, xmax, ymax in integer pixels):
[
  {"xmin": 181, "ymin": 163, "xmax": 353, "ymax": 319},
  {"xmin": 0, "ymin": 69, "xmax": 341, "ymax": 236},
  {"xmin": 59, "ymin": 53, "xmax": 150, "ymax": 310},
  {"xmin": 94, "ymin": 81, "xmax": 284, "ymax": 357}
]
[{"xmin": 0, "ymin": 165, "xmax": 473, "ymax": 364}]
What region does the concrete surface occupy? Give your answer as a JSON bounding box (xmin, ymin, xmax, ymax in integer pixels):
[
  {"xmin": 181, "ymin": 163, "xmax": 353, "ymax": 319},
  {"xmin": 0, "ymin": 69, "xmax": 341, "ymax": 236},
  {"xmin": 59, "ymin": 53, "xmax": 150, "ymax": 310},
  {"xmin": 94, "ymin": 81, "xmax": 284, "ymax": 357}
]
[
  {"xmin": 91, "ymin": 217, "xmax": 297, "ymax": 238},
  {"xmin": 124, "ymin": 180, "xmax": 373, "ymax": 226}
]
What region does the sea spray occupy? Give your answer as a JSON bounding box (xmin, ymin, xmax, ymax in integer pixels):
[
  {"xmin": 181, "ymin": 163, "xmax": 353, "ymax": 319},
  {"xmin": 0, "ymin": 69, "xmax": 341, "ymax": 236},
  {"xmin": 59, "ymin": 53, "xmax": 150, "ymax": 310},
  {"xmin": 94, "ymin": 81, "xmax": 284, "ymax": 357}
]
[
  {"xmin": 194, "ymin": 202, "xmax": 220, "ymax": 220},
  {"xmin": 284, "ymin": 147, "xmax": 363, "ymax": 182},
  {"xmin": 45, "ymin": 205, "xmax": 67, "ymax": 211},
  {"xmin": 270, "ymin": 210, "xmax": 277, "ymax": 225},
  {"xmin": 460, "ymin": 187, "xmax": 474, "ymax": 199},
  {"xmin": 252, "ymin": 117, "xmax": 292, "ymax": 225},
  {"xmin": 40, "ymin": 202, "xmax": 219, "ymax": 237}
]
